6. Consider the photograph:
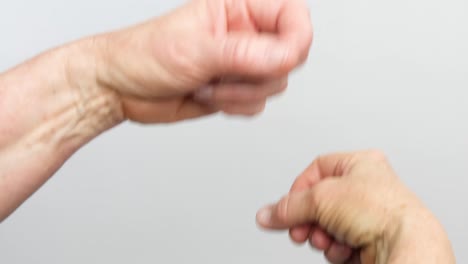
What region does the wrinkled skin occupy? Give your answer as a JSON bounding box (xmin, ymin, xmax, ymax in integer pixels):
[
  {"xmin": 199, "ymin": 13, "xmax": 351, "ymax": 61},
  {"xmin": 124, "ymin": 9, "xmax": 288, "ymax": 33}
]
[
  {"xmin": 0, "ymin": 0, "xmax": 313, "ymax": 221},
  {"xmin": 257, "ymin": 150, "xmax": 455, "ymax": 264},
  {"xmin": 94, "ymin": 0, "xmax": 313, "ymax": 123}
]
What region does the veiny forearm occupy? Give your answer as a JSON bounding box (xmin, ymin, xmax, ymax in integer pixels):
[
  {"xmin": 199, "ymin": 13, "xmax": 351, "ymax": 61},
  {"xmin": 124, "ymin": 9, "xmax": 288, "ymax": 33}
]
[{"xmin": 0, "ymin": 38, "xmax": 124, "ymax": 222}]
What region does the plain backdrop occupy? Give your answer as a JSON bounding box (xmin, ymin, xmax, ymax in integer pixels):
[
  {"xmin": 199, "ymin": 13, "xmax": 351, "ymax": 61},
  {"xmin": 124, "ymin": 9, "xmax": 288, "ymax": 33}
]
[{"xmin": 0, "ymin": 0, "xmax": 467, "ymax": 263}]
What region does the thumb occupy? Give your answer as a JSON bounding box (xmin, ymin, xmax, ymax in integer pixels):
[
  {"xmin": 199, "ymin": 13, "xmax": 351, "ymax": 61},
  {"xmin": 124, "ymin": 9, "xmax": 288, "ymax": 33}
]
[
  {"xmin": 256, "ymin": 179, "xmax": 339, "ymax": 230},
  {"xmin": 216, "ymin": 33, "xmax": 297, "ymax": 78}
]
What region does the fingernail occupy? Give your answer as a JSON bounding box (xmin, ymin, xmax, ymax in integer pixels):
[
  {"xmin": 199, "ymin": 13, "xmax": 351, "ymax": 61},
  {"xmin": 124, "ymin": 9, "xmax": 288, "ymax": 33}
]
[
  {"xmin": 194, "ymin": 86, "xmax": 213, "ymax": 101},
  {"xmin": 257, "ymin": 207, "xmax": 272, "ymax": 225}
]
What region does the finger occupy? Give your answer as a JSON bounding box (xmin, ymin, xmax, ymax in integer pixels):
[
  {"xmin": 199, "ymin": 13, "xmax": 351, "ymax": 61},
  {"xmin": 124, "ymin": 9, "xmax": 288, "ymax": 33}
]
[
  {"xmin": 325, "ymin": 242, "xmax": 353, "ymax": 264},
  {"xmin": 288, "ymin": 153, "xmax": 356, "ymax": 241},
  {"xmin": 289, "ymin": 159, "xmax": 323, "ymax": 192},
  {"xmin": 213, "ymin": 77, "xmax": 287, "ymax": 103},
  {"xmin": 219, "ymin": 100, "xmax": 267, "ymax": 116},
  {"xmin": 276, "ymin": 0, "xmax": 314, "ymax": 62},
  {"xmin": 245, "ymin": 0, "xmax": 313, "ymax": 62},
  {"xmin": 121, "ymin": 97, "xmax": 217, "ymax": 124},
  {"xmin": 290, "ymin": 152, "xmax": 356, "ymax": 192},
  {"xmin": 309, "ymin": 227, "xmax": 332, "ymax": 251},
  {"xmin": 257, "ymin": 180, "xmax": 338, "ymax": 230},
  {"xmin": 289, "ymin": 224, "xmax": 311, "ymax": 244},
  {"xmin": 217, "ymin": 33, "xmax": 296, "ymax": 78},
  {"xmin": 194, "ymin": 77, "xmax": 288, "ymax": 103}
]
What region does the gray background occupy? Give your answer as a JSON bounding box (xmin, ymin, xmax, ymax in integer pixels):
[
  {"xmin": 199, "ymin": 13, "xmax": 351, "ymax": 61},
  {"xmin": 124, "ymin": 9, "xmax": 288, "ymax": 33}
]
[{"xmin": 0, "ymin": 0, "xmax": 467, "ymax": 263}]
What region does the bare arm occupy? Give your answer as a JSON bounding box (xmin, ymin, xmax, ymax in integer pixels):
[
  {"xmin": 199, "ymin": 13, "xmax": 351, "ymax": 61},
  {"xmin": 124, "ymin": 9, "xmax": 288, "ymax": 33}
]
[
  {"xmin": 0, "ymin": 40, "xmax": 123, "ymax": 221},
  {"xmin": 0, "ymin": 0, "xmax": 313, "ymax": 222}
]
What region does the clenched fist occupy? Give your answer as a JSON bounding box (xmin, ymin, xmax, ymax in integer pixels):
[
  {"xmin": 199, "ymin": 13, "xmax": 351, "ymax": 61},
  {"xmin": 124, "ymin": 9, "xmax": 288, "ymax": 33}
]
[
  {"xmin": 256, "ymin": 150, "xmax": 455, "ymax": 264},
  {"xmin": 0, "ymin": 0, "xmax": 312, "ymax": 221},
  {"xmin": 91, "ymin": 0, "xmax": 313, "ymax": 123}
]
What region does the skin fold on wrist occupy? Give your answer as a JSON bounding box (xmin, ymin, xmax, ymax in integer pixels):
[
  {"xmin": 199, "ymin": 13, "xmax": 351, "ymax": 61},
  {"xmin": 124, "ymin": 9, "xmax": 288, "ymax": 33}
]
[
  {"xmin": 0, "ymin": 36, "xmax": 124, "ymax": 222},
  {"xmin": 0, "ymin": 37, "xmax": 124, "ymax": 150}
]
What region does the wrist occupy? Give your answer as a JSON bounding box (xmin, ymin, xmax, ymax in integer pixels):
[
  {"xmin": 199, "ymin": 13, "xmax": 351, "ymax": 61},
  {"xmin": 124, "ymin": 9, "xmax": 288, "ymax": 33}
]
[
  {"xmin": 61, "ymin": 36, "xmax": 125, "ymax": 145},
  {"xmin": 0, "ymin": 37, "xmax": 125, "ymax": 221},
  {"xmin": 385, "ymin": 205, "xmax": 455, "ymax": 263},
  {"xmin": 17, "ymin": 38, "xmax": 123, "ymax": 151}
]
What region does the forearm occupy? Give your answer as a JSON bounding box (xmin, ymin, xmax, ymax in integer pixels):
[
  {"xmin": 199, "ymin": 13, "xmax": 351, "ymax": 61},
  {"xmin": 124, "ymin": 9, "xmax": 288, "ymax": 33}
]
[{"xmin": 0, "ymin": 37, "xmax": 124, "ymax": 221}]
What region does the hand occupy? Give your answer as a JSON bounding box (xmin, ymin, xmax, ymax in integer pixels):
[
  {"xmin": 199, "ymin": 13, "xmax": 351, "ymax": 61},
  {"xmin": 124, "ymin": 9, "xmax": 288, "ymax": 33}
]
[
  {"xmin": 0, "ymin": 0, "xmax": 312, "ymax": 222},
  {"xmin": 91, "ymin": 0, "xmax": 313, "ymax": 123},
  {"xmin": 256, "ymin": 150, "xmax": 455, "ymax": 264}
]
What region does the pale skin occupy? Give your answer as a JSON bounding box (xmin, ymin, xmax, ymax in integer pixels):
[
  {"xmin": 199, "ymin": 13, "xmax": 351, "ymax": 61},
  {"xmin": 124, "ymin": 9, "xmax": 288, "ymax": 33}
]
[
  {"xmin": 0, "ymin": 0, "xmax": 313, "ymax": 219},
  {"xmin": 0, "ymin": 0, "xmax": 455, "ymax": 263},
  {"xmin": 256, "ymin": 150, "xmax": 456, "ymax": 263}
]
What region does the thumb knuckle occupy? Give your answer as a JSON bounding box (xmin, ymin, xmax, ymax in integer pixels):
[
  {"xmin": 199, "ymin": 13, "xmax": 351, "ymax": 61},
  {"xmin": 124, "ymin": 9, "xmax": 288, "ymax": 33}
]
[{"xmin": 277, "ymin": 195, "xmax": 291, "ymax": 224}]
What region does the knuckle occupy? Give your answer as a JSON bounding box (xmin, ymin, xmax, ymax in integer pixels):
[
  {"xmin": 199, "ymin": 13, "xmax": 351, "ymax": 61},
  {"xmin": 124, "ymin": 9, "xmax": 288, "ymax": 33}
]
[
  {"xmin": 222, "ymin": 38, "xmax": 253, "ymax": 70},
  {"xmin": 308, "ymin": 192, "xmax": 320, "ymax": 218},
  {"xmin": 282, "ymin": 49, "xmax": 299, "ymax": 70},
  {"xmin": 277, "ymin": 196, "xmax": 290, "ymax": 224},
  {"xmin": 364, "ymin": 149, "xmax": 388, "ymax": 162}
]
